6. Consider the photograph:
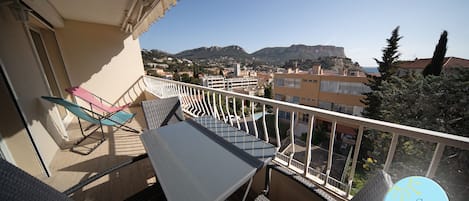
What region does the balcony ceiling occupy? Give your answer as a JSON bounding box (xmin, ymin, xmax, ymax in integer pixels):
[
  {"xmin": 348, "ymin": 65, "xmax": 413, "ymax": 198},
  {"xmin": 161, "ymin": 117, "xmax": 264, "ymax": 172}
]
[
  {"xmin": 44, "ymin": 0, "xmax": 177, "ymax": 38},
  {"xmin": 48, "ymin": 0, "xmax": 129, "ymax": 26}
]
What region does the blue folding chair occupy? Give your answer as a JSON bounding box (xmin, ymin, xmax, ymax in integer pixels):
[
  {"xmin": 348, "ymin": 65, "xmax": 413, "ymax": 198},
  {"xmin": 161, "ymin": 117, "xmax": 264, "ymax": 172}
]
[{"xmin": 42, "ymin": 96, "xmax": 140, "ymax": 155}]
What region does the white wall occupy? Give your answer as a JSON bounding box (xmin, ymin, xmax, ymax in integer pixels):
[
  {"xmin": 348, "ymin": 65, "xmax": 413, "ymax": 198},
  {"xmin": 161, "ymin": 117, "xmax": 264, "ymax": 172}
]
[
  {"xmin": 0, "ymin": 6, "xmax": 61, "ymax": 176},
  {"xmin": 55, "ymin": 20, "xmax": 145, "ymax": 104}
]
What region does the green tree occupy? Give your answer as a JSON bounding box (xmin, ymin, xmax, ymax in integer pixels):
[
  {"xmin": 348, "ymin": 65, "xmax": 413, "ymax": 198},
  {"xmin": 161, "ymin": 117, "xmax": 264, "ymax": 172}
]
[
  {"xmin": 263, "ymin": 83, "xmax": 272, "ymax": 99},
  {"xmin": 180, "ymin": 73, "xmax": 191, "ymax": 83},
  {"xmin": 355, "ymin": 27, "xmax": 403, "ymax": 193},
  {"xmin": 423, "ymin": 30, "xmax": 448, "ymax": 76},
  {"xmin": 362, "ymin": 26, "xmax": 402, "ymax": 120},
  {"xmin": 173, "ymin": 72, "xmax": 180, "ymax": 81},
  {"xmin": 193, "ymin": 66, "xmax": 202, "ymax": 79},
  {"xmin": 376, "ymin": 70, "xmax": 469, "ymax": 201}
]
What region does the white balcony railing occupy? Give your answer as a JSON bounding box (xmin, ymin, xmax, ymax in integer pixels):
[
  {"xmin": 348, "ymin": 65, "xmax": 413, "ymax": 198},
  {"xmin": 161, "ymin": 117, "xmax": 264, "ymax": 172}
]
[{"xmin": 143, "ymin": 76, "xmax": 469, "ymax": 199}]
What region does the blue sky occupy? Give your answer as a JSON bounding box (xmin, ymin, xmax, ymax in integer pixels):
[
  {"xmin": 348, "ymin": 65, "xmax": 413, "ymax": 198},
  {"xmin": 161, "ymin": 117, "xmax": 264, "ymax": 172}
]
[{"xmin": 139, "ymin": 0, "xmax": 469, "ymax": 66}]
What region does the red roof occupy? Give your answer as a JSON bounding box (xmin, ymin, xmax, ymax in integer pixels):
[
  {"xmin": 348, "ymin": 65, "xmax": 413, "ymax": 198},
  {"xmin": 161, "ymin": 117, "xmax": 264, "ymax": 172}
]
[{"xmin": 396, "ymin": 57, "xmax": 469, "ymax": 69}]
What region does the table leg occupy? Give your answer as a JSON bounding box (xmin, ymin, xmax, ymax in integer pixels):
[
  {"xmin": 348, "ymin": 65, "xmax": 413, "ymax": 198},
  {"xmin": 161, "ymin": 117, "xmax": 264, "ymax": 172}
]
[{"xmin": 242, "ymin": 177, "xmax": 254, "ymax": 201}]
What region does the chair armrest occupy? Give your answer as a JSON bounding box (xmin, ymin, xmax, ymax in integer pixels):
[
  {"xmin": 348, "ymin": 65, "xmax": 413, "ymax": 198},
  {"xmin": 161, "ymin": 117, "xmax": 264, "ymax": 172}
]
[{"xmin": 63, "ymin": 154, "xmax": 148, "ymax": 196}]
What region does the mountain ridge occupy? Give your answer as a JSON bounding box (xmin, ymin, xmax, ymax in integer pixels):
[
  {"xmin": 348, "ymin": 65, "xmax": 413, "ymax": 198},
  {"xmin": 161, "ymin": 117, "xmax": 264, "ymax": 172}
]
[
  {"xmin": 176, "ymin": 45, "xmax": 251, "ymax": 60},
  {"xmin": 171, "ymin": 44, "xmax": 346, "ymax": 65}
]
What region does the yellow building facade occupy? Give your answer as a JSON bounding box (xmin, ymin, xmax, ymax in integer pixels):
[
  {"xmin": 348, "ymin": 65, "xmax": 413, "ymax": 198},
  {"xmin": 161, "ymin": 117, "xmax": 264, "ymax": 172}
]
[{"xmin": 273, "ymin": 72, "xmax": 369, "ymax": 123}]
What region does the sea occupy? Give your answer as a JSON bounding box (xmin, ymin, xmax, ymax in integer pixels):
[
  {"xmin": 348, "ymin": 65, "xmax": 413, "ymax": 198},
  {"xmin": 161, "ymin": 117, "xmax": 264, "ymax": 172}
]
[{"xmin": 362, "ymin": 67, "xmax": 378, "ymax": 73}]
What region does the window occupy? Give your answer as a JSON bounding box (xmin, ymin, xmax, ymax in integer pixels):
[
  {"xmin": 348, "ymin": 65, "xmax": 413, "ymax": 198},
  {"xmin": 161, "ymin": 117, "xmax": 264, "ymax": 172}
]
[
  {"xmin": 320, "ymin": 80, "xmax": 370, "ymax": 95},
  {"xmin": 285, "ymin": 96, "xmax": 300, "ymax": 104},
  {"xmin": 274, "ymin": 94, "xmax": 285, "ymax": 101},
  {"xmin": 332, "ymin": 104, "xmax": 354, "ymax": 115},
  {"xmin": 284, "ymin": 78, "xmax": 301, "ymax": 88},
  {"xmin": 292, "ymin": 96, "xmax": 300, "ymax": 104},
  {"xmin": 353, "ymin": 106, "xmax": 364, "ymax": 116},
  {"xmin": 274, "ymin": 78, "xmax": 284, "ymax": 87},
  {"xmin": 318, "ymin": 101, "xmax": 363, "ymax": 116},
  {"xmin": 318, "ymin": 101, "xmax": 332, "ymax": 110},
  {"xmin": 294, "ymin": 79, "xmax": 301, "ymax": 88}
]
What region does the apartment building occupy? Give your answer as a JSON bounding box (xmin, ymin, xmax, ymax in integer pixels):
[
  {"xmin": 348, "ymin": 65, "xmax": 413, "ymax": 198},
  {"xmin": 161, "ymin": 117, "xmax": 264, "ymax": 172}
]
[
  {"xmin": 201, "ymin": 75, "xmax": 226, "ymax": 89},
  {"xmin": 225, "ymin": 77, "xmax": 258, "ymax": 89},
  {"xmin": 273, "ymin": 66, "xmax": 369, "ymax": 122},
  {"xmin": 201, "ymin": 75, "xmax": 258, "ymax": 90}
]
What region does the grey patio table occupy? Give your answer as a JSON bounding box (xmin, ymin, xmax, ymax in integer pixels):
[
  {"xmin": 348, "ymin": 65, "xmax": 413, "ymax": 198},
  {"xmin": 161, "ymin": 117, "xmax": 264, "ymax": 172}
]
[{"xmin": 140, "ymin": 116, "xmax": 277, "ymax": 201}]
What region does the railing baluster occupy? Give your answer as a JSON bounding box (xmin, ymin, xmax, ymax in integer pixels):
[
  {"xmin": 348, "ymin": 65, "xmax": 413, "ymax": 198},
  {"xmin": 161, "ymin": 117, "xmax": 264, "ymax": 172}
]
[
  {"xmin": 232, "ymin": 97, "xmax": 241, "ymax": 129},
  {"xmin": 205, "ymin": 91, "xmax": 213, "ymax": 117},
  {"xmin": 167, "ymin": 82, "xmax": 171, "ymax": 94},
  {"xmin": 225, "ymin": 96, "xmax": 233, "ymax": 126},
  {"xmin": 303, "ymin": 114, "xmax": 315, "ymax": 176},
  {"xmin": 165, "ymin": 82, "xmax": 170, "ymax": 97},
  {"xmin": 173, "ymin": 83, "xmax": 178, "ymax": 96},
  {"xmin": 218, "ymin": 94, "xmax": 225, "ymax": 121},
  {"xmin": 192, "ymin": 87, "xmax": 201, "ymax": 116},
  {"xmin": 262, "ymin": 104, "xmax": 269, "ymax": 143},
  {"xmin": 241, "ymin": 100, "xmax": 249, "ymax": 133},
  {"xmin": 251, "ymin": 101, "xmax": 259, "ymax": 138},
  {"xmin": 186, "ymin": 86, "xmax": 195, "ymax": 114},
  {"xmin": 211, "ymin": 92, "xmax": 219, "ymax": 119},
  {"xmin": 170, "ymin": 83, "xmax": 174, "ymax": 96},
  {"xmin": 185, "ymin": 86, "xmax": 193, "ymax": 113},
  {"xmin": 197, "ymin": 89, "xmax": 204, "ymax": 115},
  {"xmin": 426, "ymin": 143, "xmax": 445, "ymax": 178},
  {"xmin": 182, "ymin": 86, "xmax": 192, "ymax": 113},
  {"xmin": 196, "ymin": 89, "xmax": 205, "ymax": 116},
  {"xmin": 188, "ymin": 87, "xmax": 198, "ymax": 115},
  {"xmin": 175, "ymin": 84, "xmax": 182, "ymax": 102},
  {"xmin": 384, "ymin": 133, "xmax": 399, "ymax": 172},
  {"xmin": 201, "ymin": 89, "xmax": 210, "ymax": 116},
  {"xmin": 325, "ymin": 121, "xmax": 337, "ymax": 185},
  {"xmin": 161, "ymin": 82, "xmax": 167, "ymax": 97},
  {"xmin": 347, "ymin": 125, "xmax": 364, "ymax": 197},
  {"xmin": 178, "ymin": 84, "xmax": 186, "ymax": 111},
  {"xmin": 176, "ymin": 84, "xmax": 185, "ymax": 110},
  {"xmin": 288, "ymin": 111, "xmax": 295, "ymax": 166},
  {"xmin": 274, "ymin": 107, "xmax": 281, "ymax": 150}
]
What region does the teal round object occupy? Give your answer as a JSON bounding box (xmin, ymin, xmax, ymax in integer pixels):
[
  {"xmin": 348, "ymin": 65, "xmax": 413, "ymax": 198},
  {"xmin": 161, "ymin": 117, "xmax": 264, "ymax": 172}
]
[{"xmin": 384, "ymin": 176, "xmax": 448, "ymax": 201}]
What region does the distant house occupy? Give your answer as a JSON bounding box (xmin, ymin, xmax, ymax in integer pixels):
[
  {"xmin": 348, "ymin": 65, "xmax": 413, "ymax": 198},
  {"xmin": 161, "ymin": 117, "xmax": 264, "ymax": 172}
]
[
  {"xmin": 396, "ymin": 57, "xmax": 469, "ymax": 76},
  {"xmin": 145, "ymin": 62, "xmax": 169, "ymax": 68},
  {"xmin": 182, "ymin": 59, "xmax": 193, "ymax": 64}
]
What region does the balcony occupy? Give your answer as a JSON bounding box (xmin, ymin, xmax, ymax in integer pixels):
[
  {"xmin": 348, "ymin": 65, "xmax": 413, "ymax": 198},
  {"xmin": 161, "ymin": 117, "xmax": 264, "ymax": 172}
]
[
  {"xmin": 35, "ymin": 75, "xmax": 469, "ymax": 201},
  {"xmin": 143, "ymin": 76, "xmax": 469, "ymax": 200}
]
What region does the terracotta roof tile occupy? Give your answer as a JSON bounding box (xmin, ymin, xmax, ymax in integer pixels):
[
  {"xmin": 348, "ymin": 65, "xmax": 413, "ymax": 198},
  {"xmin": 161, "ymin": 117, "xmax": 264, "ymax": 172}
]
[{"xmin": 396, "ymin": 57, "xmax": 469, "ymax": 69}]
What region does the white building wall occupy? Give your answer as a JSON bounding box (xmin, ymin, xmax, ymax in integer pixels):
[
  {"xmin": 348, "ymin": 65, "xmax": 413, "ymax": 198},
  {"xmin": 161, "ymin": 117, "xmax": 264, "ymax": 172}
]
[
  {"xmin": 0, "ymin": 7, "xmax": 61, "ymax": 176},
  {"xmin": 55, "ymin": 20, "xmax": 144, "ymax": 104}
]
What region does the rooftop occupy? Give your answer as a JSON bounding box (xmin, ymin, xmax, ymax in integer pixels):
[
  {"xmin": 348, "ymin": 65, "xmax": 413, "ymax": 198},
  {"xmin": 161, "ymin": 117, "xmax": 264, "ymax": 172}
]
[{"xmin": 396, "ymin": 57, "xmax": 469, "ymax": 69}]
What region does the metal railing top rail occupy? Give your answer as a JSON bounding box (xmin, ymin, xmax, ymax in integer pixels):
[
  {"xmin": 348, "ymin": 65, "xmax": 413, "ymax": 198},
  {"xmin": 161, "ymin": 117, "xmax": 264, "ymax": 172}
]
[{"xmin": 144, "ymin": 76, "xmax": 469, "ymax": 150}]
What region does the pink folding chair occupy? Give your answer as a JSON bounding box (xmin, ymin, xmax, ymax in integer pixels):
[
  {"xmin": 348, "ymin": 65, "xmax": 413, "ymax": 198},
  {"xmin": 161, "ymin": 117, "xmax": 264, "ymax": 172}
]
[{"xmin": 66, "ymin": 86, "xmax": 131, "ymax": 114}]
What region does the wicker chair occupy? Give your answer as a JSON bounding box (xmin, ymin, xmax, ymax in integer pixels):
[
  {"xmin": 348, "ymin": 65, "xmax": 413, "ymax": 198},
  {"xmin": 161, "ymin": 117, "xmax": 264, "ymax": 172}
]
[
  {"xmin": 350, "ymin": 170, "xmax": 393, "ymax": 201},
  {"xmin": 141, "ymin": 97, "xmax": 185, "ymax": 130}
]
